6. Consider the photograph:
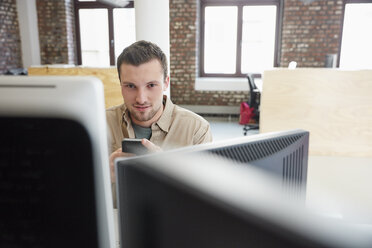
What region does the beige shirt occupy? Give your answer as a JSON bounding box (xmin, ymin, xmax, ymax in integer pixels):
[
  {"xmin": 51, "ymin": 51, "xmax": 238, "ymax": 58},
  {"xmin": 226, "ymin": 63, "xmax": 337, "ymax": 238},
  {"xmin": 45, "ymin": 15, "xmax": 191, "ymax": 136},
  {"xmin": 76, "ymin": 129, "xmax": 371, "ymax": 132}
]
[
  {"xmin": 106, "ymin": 96, "xmax": 213, "ymax": 154},
  {"xmin": 106, "ymin": 96, "xmax": 212, "ymax": 208}
]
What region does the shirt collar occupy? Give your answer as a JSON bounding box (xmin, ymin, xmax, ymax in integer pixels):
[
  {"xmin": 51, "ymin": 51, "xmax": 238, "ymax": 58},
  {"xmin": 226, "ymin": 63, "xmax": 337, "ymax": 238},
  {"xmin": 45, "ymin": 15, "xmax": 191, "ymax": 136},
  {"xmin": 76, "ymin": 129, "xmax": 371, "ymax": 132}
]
[
  {"xmin": 155, "ymin": 95, "xmax": 174, "ymax": 133},
  {"xmin": 121, "ymin": 104, "xmax": 130, "ymax": 126}
]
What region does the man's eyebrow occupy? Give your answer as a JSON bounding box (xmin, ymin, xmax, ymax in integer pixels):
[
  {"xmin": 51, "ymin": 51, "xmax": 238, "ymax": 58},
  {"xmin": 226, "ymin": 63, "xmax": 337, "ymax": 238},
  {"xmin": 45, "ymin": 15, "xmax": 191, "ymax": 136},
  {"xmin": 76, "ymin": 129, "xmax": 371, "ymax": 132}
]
[
  {"xmin": 147, "ymin": 80, "xmax": 160, "ymax": 84},
  {"xmin": 121, "ymin": 81, "xmax": 134, "ymax": 85},
  {"xmin": 120, "ymin": 80, "xmax": 161, "ymax": 85}
]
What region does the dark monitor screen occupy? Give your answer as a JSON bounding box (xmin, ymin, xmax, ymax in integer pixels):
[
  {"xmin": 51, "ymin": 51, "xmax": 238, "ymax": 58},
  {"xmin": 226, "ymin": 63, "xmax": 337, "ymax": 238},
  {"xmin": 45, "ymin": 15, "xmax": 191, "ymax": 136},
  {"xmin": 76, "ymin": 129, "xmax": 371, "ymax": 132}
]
[{"xmin": 0, "ymin": 117, "xmax": 98, "ymax": 247}]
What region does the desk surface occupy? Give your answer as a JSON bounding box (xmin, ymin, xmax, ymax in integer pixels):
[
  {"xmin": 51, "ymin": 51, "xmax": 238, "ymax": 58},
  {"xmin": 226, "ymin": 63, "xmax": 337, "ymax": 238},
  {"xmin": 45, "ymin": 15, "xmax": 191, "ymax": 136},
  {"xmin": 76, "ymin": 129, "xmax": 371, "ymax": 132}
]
[
  {"xmin": 306, "ymin": 155, "xmax": 372, "ymax": 223},
  {"xmin": 113, "ymin": 209, "xmax": 119, "ymax": 248}
]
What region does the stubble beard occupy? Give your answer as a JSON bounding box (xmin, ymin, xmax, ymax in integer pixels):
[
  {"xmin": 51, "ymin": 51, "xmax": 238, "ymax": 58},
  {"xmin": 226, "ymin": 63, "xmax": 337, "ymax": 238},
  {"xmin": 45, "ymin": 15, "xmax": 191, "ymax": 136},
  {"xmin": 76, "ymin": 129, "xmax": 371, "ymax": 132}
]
[{"xmin": 129, "ymin": 103, "xmax": 161, "ymax": 123}]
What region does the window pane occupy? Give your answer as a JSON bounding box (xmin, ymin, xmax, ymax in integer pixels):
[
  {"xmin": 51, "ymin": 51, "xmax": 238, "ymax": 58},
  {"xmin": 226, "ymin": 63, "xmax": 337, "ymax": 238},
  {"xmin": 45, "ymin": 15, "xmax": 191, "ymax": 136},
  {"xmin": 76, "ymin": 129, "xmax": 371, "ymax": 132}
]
[
  {"xmin": 79, "ymin": 9, "xmax": 110, "ymax": 67},
  {"xmin": 340, "ymin": 3, "xmax": 372, "ymax": 69},
  {"xmin": 241, "ymin": 5, "xmax": 276, "ymax": 74},
  {"xmin": 114, "ymin": 8, "xmax": 136, "ymax": 63},
  {"xmin": 204, "ymin": 6, "xmax": 237, "ymax": 74}
]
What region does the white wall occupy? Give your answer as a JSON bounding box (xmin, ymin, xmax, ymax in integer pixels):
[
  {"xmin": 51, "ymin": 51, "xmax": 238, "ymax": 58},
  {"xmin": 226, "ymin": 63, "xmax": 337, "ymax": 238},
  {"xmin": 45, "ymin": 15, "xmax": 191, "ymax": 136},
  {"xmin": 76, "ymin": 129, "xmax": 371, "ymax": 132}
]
[
  {"xmin": 16, "ymin": 0, "xmax": 41, "ymax": 68},
  {"xmin": 134, "ymin": 0, "xmax": 170, "ymax": 97}
]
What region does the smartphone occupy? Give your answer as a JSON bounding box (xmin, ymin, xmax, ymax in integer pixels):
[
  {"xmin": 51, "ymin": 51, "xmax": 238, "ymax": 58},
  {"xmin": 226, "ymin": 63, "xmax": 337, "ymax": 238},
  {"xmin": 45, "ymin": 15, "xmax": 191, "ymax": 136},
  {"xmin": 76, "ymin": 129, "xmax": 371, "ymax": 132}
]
[{"xmin": 122, "ymin": 138, "xmax": 148, "ymax": 155}]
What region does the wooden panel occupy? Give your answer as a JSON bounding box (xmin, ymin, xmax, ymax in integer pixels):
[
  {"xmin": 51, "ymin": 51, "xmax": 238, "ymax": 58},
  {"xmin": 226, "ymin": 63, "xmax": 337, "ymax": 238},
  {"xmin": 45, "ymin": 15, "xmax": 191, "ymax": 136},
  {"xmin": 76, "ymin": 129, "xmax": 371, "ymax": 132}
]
[
  {"xmin": 28, "ymin": 66, "xmax": 123, "ymax": 108},
  {"xmin": 76, "ymin": 67, "xmax": 122, "ymax": 108},
  {"xmin": 28, "ymin": 66, "xmax": 79, "ymax": 75},
  {"xmin": 260, "ymin": 69, "xmax": 372, "ymax": 157}
]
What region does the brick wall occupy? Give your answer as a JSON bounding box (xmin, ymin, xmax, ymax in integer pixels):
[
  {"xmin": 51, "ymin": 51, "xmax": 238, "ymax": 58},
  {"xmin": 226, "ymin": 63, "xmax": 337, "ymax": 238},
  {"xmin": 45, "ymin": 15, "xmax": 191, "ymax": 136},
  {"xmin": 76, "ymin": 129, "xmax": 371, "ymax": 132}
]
[
  {"xmin": 169, "ymin": 0, "xmax": 346, "ymax": 106},
  {"xmin": 36, "ymin": 0, "xmax": 76, "ymax": 64},
  {"xmin": 0, "ymin": 0, "xmax": 348, "ymax": 105},
  {"xmin": 0, "ymin": 0, "xmax": 22, "ymax": 74},
  {"xmin": 280, "ymin": 0, "xmax": 343, "ymax": 67}
]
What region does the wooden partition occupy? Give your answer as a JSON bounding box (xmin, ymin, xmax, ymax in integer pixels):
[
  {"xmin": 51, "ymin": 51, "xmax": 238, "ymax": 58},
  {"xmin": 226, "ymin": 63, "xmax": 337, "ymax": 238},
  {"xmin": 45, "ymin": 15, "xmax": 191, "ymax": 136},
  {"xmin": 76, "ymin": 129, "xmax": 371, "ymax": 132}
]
[
  {"xmin": 260, "ymin": 69, "xmax": 372, "ymax": 157},
  {"xmin": 28, "ymin": 66, "xmax": 123, "ymax": 108}
]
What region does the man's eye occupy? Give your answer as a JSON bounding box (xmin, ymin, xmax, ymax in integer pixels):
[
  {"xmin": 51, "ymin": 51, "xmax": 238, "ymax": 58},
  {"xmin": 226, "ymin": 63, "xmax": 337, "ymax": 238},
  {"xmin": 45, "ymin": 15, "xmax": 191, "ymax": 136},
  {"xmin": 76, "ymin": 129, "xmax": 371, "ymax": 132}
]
[
  {"xmin": 148, "ymin": 83, "xmax": 156, "ymax": 88},
  {"xmin": 125, "ymin": 84, "xmax": 135, "ymax": 89}
]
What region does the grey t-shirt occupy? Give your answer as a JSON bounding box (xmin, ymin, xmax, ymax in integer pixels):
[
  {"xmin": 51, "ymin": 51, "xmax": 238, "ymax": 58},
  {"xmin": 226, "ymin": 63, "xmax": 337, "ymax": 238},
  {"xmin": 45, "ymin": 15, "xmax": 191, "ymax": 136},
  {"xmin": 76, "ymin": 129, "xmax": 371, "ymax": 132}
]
[{"xmin": 132, "ymin": 123, "xmax": 152, "ymax": 139}]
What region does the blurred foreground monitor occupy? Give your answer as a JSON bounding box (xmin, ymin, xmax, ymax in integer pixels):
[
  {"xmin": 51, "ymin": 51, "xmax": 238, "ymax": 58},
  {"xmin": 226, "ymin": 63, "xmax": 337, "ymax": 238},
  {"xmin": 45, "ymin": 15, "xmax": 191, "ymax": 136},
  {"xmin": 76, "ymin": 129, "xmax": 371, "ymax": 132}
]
[
  {"xmin": 116, "ymin": 150, "xmax": 372, "ymax": 248},
  {"xmin": 0, "ymin": 76, "xmax": 115, "ymax": 248}
]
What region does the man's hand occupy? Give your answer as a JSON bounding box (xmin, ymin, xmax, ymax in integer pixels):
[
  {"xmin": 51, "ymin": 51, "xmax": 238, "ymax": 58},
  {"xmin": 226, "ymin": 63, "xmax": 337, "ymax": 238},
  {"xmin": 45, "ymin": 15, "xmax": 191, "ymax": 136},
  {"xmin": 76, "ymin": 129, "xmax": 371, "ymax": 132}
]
[
  {"xmin": 141, "ymin": 138, "xmax": 162, "ymax": 152},
  {"xmin": 109, "ymin": 139, "xmax": 162, "ymax": 183}
]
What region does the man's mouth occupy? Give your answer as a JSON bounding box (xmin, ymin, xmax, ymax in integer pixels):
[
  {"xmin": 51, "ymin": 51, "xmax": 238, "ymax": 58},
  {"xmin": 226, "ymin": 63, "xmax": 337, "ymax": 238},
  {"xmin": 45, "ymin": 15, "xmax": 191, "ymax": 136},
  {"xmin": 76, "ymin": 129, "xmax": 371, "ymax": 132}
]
[{"xmin": 134, "ymin": 105, "xmax": 150, "ymax": 112}]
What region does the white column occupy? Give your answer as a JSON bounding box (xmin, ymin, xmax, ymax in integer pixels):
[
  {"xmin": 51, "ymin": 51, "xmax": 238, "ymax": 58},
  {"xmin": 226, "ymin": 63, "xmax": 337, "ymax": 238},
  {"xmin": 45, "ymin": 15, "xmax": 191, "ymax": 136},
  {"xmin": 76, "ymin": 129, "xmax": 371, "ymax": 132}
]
[
  {"xmin": 16, "ymin": 0, "xmax": 41, "ymax": 68},
  {"xmin": 134, "ymin": 0, "xmax": 170, "ymax": 97}
]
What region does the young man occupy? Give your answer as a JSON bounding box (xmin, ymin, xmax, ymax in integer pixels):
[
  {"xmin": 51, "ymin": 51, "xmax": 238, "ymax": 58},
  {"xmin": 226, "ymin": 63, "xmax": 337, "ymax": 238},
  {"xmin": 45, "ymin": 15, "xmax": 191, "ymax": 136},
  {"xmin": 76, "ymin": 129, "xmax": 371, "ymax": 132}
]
[{"xmin": 106, "ymin": 40, "xmax": 213, "ymax": 184}]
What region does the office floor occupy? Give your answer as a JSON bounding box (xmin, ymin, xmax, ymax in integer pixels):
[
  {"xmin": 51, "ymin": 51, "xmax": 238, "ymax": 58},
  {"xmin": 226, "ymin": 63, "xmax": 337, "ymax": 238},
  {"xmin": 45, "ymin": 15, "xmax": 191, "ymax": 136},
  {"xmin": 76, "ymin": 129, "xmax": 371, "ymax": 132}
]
[{"xmin": 204, "ymin": 115, "xmax": 259, "ymax": 141}]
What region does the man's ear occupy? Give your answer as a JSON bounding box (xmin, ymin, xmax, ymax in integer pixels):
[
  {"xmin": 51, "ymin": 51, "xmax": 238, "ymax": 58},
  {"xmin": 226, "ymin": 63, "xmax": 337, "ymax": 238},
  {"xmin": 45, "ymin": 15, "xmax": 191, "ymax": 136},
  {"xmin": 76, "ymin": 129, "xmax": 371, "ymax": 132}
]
[{"xmin": 163, "ymin": 75, "xmax": 170, "ymax": 91}]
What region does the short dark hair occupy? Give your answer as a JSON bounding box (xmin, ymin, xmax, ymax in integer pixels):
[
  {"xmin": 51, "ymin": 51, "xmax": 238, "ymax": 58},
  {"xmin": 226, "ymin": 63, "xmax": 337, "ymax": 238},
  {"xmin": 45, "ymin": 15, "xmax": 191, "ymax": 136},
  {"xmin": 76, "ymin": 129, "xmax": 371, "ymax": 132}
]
[{"xmin": 116, "ymin": 40, "xmax": 168, "ymax": 81}]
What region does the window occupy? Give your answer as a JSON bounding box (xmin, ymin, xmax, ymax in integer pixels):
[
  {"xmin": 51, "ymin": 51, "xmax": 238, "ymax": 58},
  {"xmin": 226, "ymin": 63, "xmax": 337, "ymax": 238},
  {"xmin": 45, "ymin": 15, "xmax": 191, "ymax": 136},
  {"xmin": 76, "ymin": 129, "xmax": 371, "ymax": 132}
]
[
  {"xmin": 79, "ymin": 9, "xmax": 110, "ymax": 67},
  {"xmin": 113, "ymin": 8, "xmax": 136, "ymax": 61},
  {"xmin": 340, "ymin": 0, "xmax": 372, "ymax": 69},
  {"xmin": 200, "ymin": 0, "xmax": 281, "ymax": 77},
  {"xmin": 74, "ymin": 0, "xmax": 135, "ymax": 67},
  {"xmin": 204, "ymin": 6, "xmax": 238, "ymax": 74}
]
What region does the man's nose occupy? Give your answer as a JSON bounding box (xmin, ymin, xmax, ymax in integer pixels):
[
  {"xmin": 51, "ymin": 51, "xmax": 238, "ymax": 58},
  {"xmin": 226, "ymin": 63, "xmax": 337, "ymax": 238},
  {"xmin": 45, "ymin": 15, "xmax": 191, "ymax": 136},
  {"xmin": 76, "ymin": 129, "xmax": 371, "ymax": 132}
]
[{"xmin": 135, "ymin": 88, "xmax": 147, "ymax": 104}]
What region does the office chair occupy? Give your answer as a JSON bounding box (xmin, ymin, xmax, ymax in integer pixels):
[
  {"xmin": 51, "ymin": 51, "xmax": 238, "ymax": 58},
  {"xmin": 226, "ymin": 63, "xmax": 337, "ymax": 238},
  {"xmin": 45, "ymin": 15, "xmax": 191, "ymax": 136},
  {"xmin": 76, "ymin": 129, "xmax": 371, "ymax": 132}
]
[{"xmin": 243, "ymin": 73, "xmax": 260, "ymax": 135}]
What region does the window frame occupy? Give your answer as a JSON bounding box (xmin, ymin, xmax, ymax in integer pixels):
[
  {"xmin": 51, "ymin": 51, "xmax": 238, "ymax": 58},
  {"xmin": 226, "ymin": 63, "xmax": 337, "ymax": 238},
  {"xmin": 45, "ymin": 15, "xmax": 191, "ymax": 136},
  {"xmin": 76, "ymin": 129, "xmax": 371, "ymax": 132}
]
[
  {"xmin": 199, "ymin": 0, "xmax": 282, "ymax": 78},
  {"xmin": 74, "ymin": 0, "xmax": 134, "ymax": 66}
]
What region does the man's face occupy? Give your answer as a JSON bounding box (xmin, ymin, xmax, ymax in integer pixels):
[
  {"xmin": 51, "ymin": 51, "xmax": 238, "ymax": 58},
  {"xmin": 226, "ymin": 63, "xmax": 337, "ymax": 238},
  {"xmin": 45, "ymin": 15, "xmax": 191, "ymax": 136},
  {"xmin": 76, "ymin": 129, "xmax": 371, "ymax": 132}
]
[{"xmin": 120, "ymin": 59, "xmax": 169, "ymax": 127}]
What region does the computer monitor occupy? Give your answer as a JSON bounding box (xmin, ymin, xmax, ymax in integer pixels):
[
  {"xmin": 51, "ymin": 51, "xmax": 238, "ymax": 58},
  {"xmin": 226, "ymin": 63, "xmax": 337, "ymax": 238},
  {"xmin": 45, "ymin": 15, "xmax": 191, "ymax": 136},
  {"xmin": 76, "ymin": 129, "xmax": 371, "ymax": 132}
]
[
  {"xmin": 131, "ymin": 129, "xmax": 308, "ymax": 197},
  {"xmin": 116, "ymin": 149, "xmax": 372, "ymax": 248},
  {"xmin": 196, "ymin": 129, "xmax": 309, "ymax": 196},
  {"xmin": 0, "ymin": 76, "xmax": 115, "ymax": 248}
]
